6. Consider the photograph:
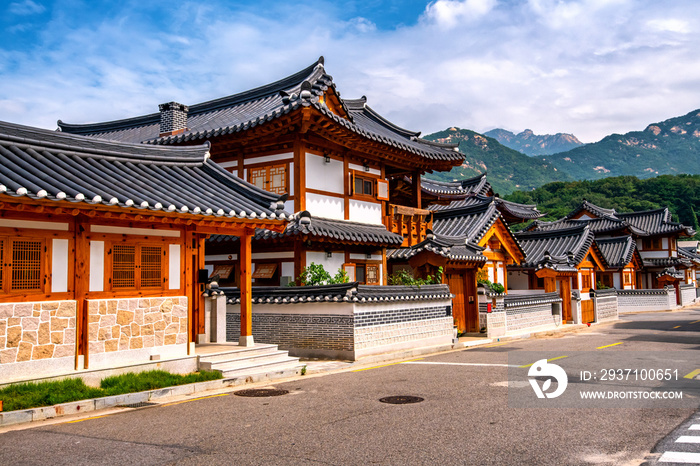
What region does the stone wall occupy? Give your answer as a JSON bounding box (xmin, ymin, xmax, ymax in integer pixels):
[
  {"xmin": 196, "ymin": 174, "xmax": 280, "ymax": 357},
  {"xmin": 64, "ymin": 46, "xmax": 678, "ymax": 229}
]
[
  {"xmin": 617, "ymin": 288, "xmax": 677, "ymax": 313},
  {"xmin": 593, "ymin": 291, "xmax": 618, "ymax": 322},
  {"xmin": 87, "ymin": 296, "xmax": 188, "ymax": 369},
  {"xmin": 680, "ymin": 284, "xmax": 696, "ymax": 307},
  {"xmin": 226, "ymin": 299, "xmax": 453, "ymax": 360},
  {"xmin": 479, "ymin": 292, "xmax": 562, "ymax": 337},
  {"xmin": 0, "ymin": 300, "xmax": 76, "ymax": 365}
]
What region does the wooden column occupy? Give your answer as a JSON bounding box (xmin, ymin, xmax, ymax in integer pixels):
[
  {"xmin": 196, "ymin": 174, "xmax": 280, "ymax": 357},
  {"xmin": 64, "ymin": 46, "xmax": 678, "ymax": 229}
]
[
  {"xmin": 412, "ymin": 170, "xmax": 422, "ymax": 209},
  {"xmin": 73, "ymin": 218, "xmax": 89, "ymax": 370},
  {"xmin": 294, "ymin": 239, "xmax": 306, "ymax": 283},
  {"xmin": 239, "ymin": 229, "xmax": 254, "ymax": 346},
  {"xmin": 184, "ymin": 226, "xmax": 195, "ymax": 352},
  {"xmin": 294, "ymin": 138, "xmax": 306, "ymax": 212}
]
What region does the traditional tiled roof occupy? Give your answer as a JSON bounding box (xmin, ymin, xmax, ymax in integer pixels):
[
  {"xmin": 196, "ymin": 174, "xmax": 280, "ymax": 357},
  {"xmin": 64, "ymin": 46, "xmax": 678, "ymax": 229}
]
[
  {"xmin": 431, "ymin": 200, "xmax": 502, "ymax": 243},
  {"xmin": 59, "ymin": 58, "xmax": 462, "ymax": 164},
  {"xmin": 514, "ymin": 225, "xmax": 594, "ymax": 271},
  {"xmin": 524, "ymin": 216, "xmax": 629, "ymax": 235},
  {"xmin": 0, "ymin": 121, "xmax": 287, "ymax": 220},
  {"xmin": 431, "ymin": 194, "xmax": 543, "ymax": 222},
  {"xmin": 209, "ymin": 211, "xmax": 404, "ymax": 247},
  {"xmin": 594, "ymin": 236, "xmax": 637, "ymax": 269},
  {"xmin": 643, "ymin": 257, "xmax": 692, "ymax": 269},
  {"xmin": 420, "ymin": 173, "xmax": 491, "ymax": 197},
  {"xmin": 616, "ymin": 208, "xmax": 695, "ymax": 237},
  {"xmin": 565, "ymin": 200, "xmax": 617, "ymax": 219},
  {"xmin": 656, "ymin": 267, "xmax": 684, "ymax": 280},
  {"xmin": 221, "ymin": 283, "xmax": 452, "ymax": 304},
  {"xmin": 386, "ymin": 233, "xmax": 486, "ymax": 263},
  {"xmin": 678, "ymin": 246, "xmax": 700, "ymax": 265}
]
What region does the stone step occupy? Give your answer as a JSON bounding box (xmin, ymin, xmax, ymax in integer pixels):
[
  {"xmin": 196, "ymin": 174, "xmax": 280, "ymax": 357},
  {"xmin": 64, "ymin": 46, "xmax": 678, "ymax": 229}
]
[
  {"xmin": 218, "ymin": 359, "xmax": 304, "ymax": 380},
  {"xmin": 197, "ymin": 344, "xmax": 280, "ymax": 365},
  {"xmin": 200, "ymin": 350, "xmax": 291, "ymax": 371}
]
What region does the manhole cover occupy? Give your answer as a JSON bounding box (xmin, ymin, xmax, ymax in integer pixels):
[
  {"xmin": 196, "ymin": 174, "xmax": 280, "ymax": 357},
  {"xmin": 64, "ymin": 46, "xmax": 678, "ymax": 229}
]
[
  {"xmin": 379, "ymin": 395, "xmax": 424, "ymax": 404},
  {"xmin": 234, "ymin": 388, "xmax": 289, "ymax": 397},
  {"xmin": 119, "ymin": 401, "xmax": 158, "ymax": 408}
]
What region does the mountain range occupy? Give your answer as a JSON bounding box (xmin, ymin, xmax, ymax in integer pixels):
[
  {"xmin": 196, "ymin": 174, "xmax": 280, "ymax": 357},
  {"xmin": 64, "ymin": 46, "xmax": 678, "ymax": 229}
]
[
  {"xmin": 422, "ymin": 128, "xmax": 571, "ymax": 195},
  {"xmin": 544, "ymin": 109, "xmax": 700, "ymax": 180},
  {"xmin": 484, "ymin": 128, "xmax": 584, "ymax": 156}
]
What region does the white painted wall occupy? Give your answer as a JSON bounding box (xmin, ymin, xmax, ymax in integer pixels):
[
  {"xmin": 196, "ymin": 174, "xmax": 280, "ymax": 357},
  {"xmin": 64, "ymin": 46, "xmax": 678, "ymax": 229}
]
[
  {"xmin": 169, "ymin": 244, "xmax": 180, "ymax": 290},
  {"xmin": 496, "ymin": 265, "xmax": 504, "ymax": 284},
  {"xmin": 307, "ymin": 251, "xmax": 346, "ymax": 276},
  {"xmin": 89, "ymin": 241, "xmax": 104, "ymax": 292},
  {"xmin": 348, "ymin": 163, "xmax": 381, "ymax": 177},
  {"xmin": 306, "ymin": 153, "xmax": 344, "ymax": 194},
  {"xmin": 90, "ymin": 225, "xmax": 180, "ymax": 237},
  {"xmin": 349, "ymin": 253, "xmax": 382, "ymax": 261},
  {"xmin": 349, "ymin": 199, "xmax": 382, "ymax": 224},
  {"xmin": 662, "ymin": 237, "xmax": 669, "ymax": 249},
  {"xmin": 507, "ymin": 271, "xmax": 530, "ymax": 290},
  {"xmin": 289, "ymin": 162, "xmax": 294, "ymax": 196},
  {"xmin": 244, "ymin": 153, "xmax": 293, "ymax": 165},
  {"xmin": 281, "ymin": 262, "xmax": 294, "ymax": 283},
  {"xmin": 51, "ymin": 239, "xmax": 69, "ymax": 293},
  {"xmin": 613, "ymin": 273, "xmax": 622, "ymax": 289},
  {"xmin": 306, "ymin": 193, "xmax": 344, "ymax": 220}
]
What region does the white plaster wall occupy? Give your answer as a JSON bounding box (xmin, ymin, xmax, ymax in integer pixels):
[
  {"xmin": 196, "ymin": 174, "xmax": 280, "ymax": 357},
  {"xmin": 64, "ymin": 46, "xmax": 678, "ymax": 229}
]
[
  {"xmin": 307, "ymin": 251, "xmax": 346, "ymax": 276},
  {"xmin": 281, "ymin": 262, "xmax": 294, "ymax": 282},
  {"xmin": 244, "ymin": 153, "xmax": 293, "ymax": 165},
  {"xmin": 662, "ymin": 237, "xmax": 669, "ymax": 249},
  {"xmin": 89, "ymin": 241, "xmax": 104, "ymax": 292},
  {"xmin": 613, "ymin": 273, "xmax": 622, "ymax": 289},
  {"xmin": 348, "ymin": 163, "xmax": 381, "ymax": 176},
  {"xmin": 52, "ymin": 239, "xmax": 69, "ymax": 293},
  {"xmin": 349, "ymin": 199, "xmax": 382, "ymax": 224},
  {"xmin": 169, "ymin": 244, "xmax": 180, "ymax": 290},
  {"xmin": 289, "ymin": 162, "xmax": 294, "ymax": 196},
  {"xmin": 349, "ymin": 253, "xmax": 382, "ymax": 261},
  {"xmin": 507, "ymin": 271, "xmax": 529, "ymax": 290},
  {"xmin": 306, "ymin": 193, "xmax": 344, "ymax": 220},
  {"xmin": 306, "ymin": 153, "xmax": 344, "ymax": 194},
  {"xmin": 497, "ymin": 266, "xmax": 504, "ymax": 285}
]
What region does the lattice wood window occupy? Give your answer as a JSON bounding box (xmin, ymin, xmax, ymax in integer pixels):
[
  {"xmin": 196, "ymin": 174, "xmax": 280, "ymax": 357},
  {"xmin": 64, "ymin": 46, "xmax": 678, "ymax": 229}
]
[
  {"xmin": 351, "ymin": 263, "xmax": 380, "ymax": 285},
  {"xmin": 110, "ymin": 242, "xmax": 165, "ymax": 290},
  {"xmin": 248, "ymin": 163, "xmax": 287, "ymax": 195},
  {"xmin": 642, "ymin": 237, "xmax": 663, "ymax": 250},
  {"xmin": 623, "ymin": 272, "xmax": 632, "ymax": 285},
  {"xmin": 0, "ymin": 236, "xmax": 46, "ymax": 294},
  {"xmin": 366, "ymin": 264, "xmax": 380, "ymax": 285},
  {"xmin": 581, "ymin": 272, "xmax": 592, "ymax": 290}
]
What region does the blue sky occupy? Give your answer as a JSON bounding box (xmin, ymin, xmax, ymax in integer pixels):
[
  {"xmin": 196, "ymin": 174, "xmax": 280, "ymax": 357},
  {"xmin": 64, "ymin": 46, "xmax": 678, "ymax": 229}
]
[{"xmin": 2, "ymin": 0, "xmax": 700, "ymax": 142}]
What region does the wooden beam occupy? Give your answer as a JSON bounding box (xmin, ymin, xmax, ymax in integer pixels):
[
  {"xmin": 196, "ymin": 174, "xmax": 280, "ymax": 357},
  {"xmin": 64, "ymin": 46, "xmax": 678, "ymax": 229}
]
[
  {"xmin": 239, "ymin": 230, "xmax": 254, "ymax": 346},
  {"xmin": 73, "ymin": 218, "xmax": 90, "ymax": 370},
  {"xmin": 412, "ymin": 170, "xmax": 422, "ymax": 209}
]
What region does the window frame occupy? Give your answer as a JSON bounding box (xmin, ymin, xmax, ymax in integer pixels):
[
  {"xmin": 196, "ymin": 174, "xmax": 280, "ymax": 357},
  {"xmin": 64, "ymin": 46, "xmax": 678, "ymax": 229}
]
[
  {"xmin": 106, "ymin": 239, "xmax": 168, "ymax": 292},
  {"xmin": 343, "ymin": 261, "xmax": 381, "ymax": 285},
  {"xmin": 0, "ymin": 235, "xmax": 47, "ymax": 296},
  {"xmin": 247, "ymin": 162, "xmax": 288, "ymax": 195},
  {"xmin": 349, "ymin": 170, "xmax": 389, "ymax": 202},
  {"xmin": 642, "ymin": 237, "xmax": 663, "ymax": 251}
]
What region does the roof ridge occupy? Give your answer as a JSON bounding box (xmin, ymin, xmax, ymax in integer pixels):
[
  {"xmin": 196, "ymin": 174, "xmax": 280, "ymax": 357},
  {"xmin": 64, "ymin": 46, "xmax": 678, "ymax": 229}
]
[{"xmin": 350, "ymin": 101, "xmax": 421, "ymax": 139}]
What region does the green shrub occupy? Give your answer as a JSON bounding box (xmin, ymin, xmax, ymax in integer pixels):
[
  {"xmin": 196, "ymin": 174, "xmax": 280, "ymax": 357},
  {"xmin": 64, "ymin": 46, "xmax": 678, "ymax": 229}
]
[{"xmin": 290, "ymin": 263, "xmax": 349, "ymax": 286}]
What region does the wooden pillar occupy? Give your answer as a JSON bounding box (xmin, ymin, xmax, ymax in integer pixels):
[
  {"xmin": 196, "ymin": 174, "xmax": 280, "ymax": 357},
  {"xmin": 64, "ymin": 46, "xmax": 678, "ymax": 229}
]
[
  {"xmin": 294, "ymin": 137, "xmax": 306, "ymax": 213},
  {"xmin": 544, "ymin": 277, "xmax": 556, "ymax": 293},
  {"xmin": 73, "ymin": 218, "xmax": 89, "ymax": 370},
  {"xmin": 184, "ymin": 227, "xmax": 195, "ymax": 353},
  {"xmin": 294, "ymin": 239, "xmax": 306, "ymax": 283},
  {"xmin": 412, "ymin": 170, "xmax": 422, "ymax": 209},
  {"xmin": 239, "ymin": 230, "xmax": 254, "ymax": 346}
]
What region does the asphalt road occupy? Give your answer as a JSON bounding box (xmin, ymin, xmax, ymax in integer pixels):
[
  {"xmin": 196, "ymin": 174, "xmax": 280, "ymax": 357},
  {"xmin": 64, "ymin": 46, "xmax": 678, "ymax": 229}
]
[{"xmin": 1, "ymin": 306, "xmax": 699, "ymax": 465}]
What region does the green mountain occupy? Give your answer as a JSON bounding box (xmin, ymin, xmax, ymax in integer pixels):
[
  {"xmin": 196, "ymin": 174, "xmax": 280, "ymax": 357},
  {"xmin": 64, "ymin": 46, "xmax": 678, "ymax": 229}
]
[
  {"xmin": 545, "ymin": 109, "xmax": 700, "ymax": 180},
  {"xmin": 503, "ymin": 174, "xmax": 700, "ymax": 237},
  {"xmin": 423, "ymin": 127, "xmax": 571, "ymax": 195},
  {"xmin": 484, "ymin": 128, "xmax": 584, "ymax": 156}
]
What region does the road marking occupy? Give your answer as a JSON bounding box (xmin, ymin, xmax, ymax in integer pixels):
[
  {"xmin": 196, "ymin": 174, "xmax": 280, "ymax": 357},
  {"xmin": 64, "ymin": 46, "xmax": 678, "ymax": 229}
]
[
  {"xmin": 161, "ymin": 393, "xmax": 229, "ymax": 407},
  {"xmin": 352, "ymin": 358, "xmax": 423, "ymax": 372},
  {"xmin": 690, "ymin": 320, "xmax": 700, "ymax": 324},
  {"xmin": 659, "ymin": 451, "xmax": 700, "ymax": 463},
  {"xmin": 673, "ymin": 325, "xmax": 682, "ymax": 329},
  {"xmin": 675, "ymin": 436, "xmax": 700, "ymax": 444},
  {"xmin": 689, "ymin": 425, "xmax": 700, "ymax": 430},
  {"xmin": 480, "ymin": 341, "xmax": 513, "ymax": 348},
  {"xmin": 596, "ymin": 342, "xmax": 623, "ymax": 349},
  {"xmin": 67, "ymin": 414, "xmax": 111, "ymax": 424},
  {"xmin": 403, "ymin": 361, "xmax": 520, "ymax": 368},
  {"xmin": 683, "ymin": 369, "xmax": 700, "ymax": 379},
  {"xmin": 519, "ymin": 355, "xmax": 568, "ymax": 368}
]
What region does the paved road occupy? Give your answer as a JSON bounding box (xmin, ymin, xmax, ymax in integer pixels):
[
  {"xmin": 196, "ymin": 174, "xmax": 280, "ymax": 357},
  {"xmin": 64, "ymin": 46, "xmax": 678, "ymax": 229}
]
[{"xmin": 1, "ymin": 306, "xmax": 699, "ymax": 465}]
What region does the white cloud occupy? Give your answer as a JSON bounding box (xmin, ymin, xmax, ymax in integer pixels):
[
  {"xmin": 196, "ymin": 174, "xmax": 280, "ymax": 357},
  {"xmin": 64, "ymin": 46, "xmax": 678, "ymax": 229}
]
[
  {"xmin": 422, "ymin": 0, "xmax": 498, "ymax": 28},
  {"xmin": 8, "ymin": 0, "xmax": 45, "ymax": 15}
]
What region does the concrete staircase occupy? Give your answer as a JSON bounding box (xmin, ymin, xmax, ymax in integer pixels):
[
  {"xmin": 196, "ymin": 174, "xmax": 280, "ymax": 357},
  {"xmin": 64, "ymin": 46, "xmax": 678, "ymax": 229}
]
[{"xmin": 197, "ymin": 344, "xmax": 304, "ymax": 385}]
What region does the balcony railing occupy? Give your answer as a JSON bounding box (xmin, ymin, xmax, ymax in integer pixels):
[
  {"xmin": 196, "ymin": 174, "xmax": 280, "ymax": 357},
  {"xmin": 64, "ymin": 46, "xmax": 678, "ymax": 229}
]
[{"xmin": 384, "ymin": 204, "xmax": 433, "ymax": 247}]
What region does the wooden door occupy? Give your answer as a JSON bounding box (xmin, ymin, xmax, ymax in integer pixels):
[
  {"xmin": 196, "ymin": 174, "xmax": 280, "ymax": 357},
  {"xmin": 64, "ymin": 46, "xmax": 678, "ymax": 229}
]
[
  {"xmin": 448, "ymin": 273, "xmax": 466, "ymax": 333},
  {"xmin": 581, "ymin": 300, "xmax": 594, "ymax": 323},
  {"xmin": 558, "ymin": 278, "xmax": 572, "ymax": 322},
  {"xmin": 464, "ymin": 270, "xmax": 479, "ymax": 333}
]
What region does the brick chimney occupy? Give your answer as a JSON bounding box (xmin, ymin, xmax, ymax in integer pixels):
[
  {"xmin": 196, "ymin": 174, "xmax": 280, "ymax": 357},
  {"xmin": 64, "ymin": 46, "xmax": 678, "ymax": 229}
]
[{"xmin": 158, "ymin": 102, "xmax": 189, "ymax": 137}]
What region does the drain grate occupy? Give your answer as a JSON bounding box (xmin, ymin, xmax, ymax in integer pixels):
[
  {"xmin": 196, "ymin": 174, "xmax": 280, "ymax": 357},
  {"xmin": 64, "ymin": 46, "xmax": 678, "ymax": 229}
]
[
  {"xmin": 235, "ymin": 388, "xmax": 289, "ymax": 397},
  {"xmin": 379, "ymin": 395, "xmax": 424, "ymax": 405},
  {"xmin": 119, "ymin": 401, "xmax": 158, "ymax": 408}
]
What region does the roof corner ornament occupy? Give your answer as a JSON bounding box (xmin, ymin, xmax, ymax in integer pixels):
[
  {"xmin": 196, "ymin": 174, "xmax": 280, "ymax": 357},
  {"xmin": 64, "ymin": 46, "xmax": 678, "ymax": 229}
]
[
  {"xmin": 298, "ymin": 210, "xmax": 312, "ymax": 225},
  {"xmin": 300, "ymin": 81, "xmax": 313, "ymax": 102}
]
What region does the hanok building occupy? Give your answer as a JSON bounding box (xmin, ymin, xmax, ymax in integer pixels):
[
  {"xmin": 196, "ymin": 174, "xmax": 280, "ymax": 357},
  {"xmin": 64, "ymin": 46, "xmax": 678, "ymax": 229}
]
[
  {"xmin": 525, "ymin": 200, "xmax": 696, "ymax": 297},
  {"xmin": 0, "ymin": 121, "xmax": 287, "ymax": 382},
  {"xmin": 387, "ymin": 176, "xmax": 534, "ymax": 333},
  {"xmin": 594, "ymin": 236, "xmax": 644, "ymax": 290},
  {"xmin": 510, "ymin": 225, "xmax": 606, "ymax": 324},
  {"xmin": 58, "ymin": 57, "xmax": 464, "ymax": 286}
]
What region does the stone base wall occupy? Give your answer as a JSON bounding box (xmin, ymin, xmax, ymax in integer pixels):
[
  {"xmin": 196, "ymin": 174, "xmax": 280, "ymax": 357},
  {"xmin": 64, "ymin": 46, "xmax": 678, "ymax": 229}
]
[
  {"xmin": 0, "ymin": 300, "xmax": 77, "ymax": 382},
  {"xmin": 481, "ymin": 311, "xmax": 506, "ymax": 338},
  {"xmin": 595, "ymin": 295, "xmax": 618, "ymax": 322},
  {"xmin": 87, "ymin": 297, "xmax": 188, "ymax": 369},
  {"xmin": 618, "ymin": 288, "xmax": 676, "ymax": 313}
]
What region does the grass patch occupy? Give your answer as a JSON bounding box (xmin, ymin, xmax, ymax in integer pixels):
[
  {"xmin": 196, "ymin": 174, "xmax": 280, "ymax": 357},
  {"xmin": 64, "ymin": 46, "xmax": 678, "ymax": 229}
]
[
  {"xmin": 0, "ymin": 370, "xmax": 222, "ymax": 412},
  {"xmin": 100, "ymin": 370, "xmax": 222, "ymax": 395}
]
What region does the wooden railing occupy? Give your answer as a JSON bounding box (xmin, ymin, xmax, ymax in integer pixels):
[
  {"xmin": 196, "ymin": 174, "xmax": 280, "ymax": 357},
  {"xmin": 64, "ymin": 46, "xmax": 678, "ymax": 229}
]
[{"xmin": 384, "ymin": 204, "xmax": 433, "ymax": 247}]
